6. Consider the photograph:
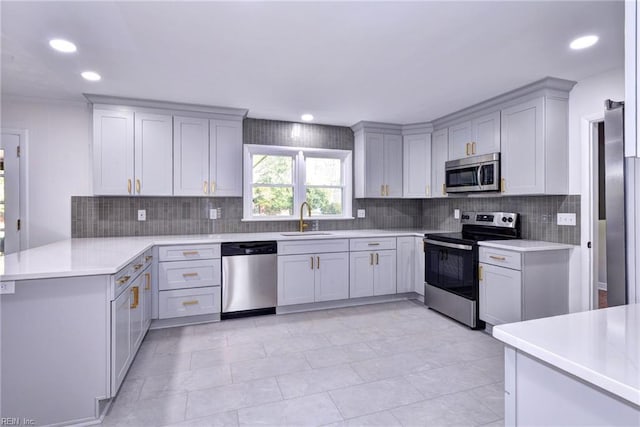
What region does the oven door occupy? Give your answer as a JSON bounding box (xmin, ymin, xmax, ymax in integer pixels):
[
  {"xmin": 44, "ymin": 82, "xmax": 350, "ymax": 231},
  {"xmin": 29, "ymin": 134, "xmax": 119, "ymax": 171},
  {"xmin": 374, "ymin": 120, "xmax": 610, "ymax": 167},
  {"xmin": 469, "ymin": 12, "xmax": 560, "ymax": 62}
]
[{"xmin": 424, "ymin": 239, "xmax": 477, "ymax": 300}]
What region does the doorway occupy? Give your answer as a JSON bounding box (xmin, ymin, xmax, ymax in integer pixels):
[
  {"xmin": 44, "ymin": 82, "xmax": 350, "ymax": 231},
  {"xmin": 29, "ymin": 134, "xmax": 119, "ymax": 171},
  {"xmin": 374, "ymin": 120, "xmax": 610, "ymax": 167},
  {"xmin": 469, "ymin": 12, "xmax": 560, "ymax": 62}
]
[
  {"xmin": 0, "ymin": 129, "xmax": 25, "ymax": 254},
  {"xmin": 593, "ymin": 121, "xmax": 608, "ymax": 308}
]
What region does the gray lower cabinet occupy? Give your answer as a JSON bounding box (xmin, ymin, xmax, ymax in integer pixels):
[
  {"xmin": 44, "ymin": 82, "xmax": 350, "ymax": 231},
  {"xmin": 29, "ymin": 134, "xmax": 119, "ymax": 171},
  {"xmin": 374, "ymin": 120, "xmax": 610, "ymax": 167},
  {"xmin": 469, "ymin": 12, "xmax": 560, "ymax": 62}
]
[
  {"xmin": 349, "ymin": 250, "xmax": 397, "ymax": 297},
  {"xmin": 479, "ymin": 246, "xmax": 570, "ymax": 325}
]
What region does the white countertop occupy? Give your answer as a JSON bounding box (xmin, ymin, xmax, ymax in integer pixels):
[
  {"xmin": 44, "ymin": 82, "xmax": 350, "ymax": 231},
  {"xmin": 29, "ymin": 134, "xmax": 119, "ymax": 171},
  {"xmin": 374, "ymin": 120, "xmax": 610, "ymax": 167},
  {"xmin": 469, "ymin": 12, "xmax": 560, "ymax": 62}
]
[
  {"xmin": 493, "ymin": 304, "xmax": 640, "ymax": 407},
  {"xmin": 0, "ymin": 229, "xmax": 437, "ymax": 282},
  {"xmin": 479, "ymin": 239, "xmax": 576, "ymax": 252}
]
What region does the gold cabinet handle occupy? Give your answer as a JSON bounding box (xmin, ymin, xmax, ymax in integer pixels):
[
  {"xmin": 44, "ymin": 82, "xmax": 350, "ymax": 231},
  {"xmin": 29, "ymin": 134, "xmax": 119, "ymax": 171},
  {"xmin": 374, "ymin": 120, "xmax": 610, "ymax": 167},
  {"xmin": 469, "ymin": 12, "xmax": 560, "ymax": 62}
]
[
  {"xmin": 375, "ymin": 253, "xmax": 379, "ymax": 265},
  {"xmin": 310, "ymin": 256, "xmax": 314, "ymax": 270},
  {"xmin": 317, "ymin": 256, "xmax": 320, "ymax": 269},
  {"xmin": 117, "ymin": 275, "xmax": 131, "ymax": 286},
  {"xmin": 368, "ymin": 242, "xmax": 380, "ymax": 246},
  {"xmin": 133, "ymin": 263, "xmax": 143, "ymax": 271},
  {"xmin": 182, "ymin": 251, "xmax": 199, "ymax": 256},
  {"xmin": 386, "ymin": 185, "xmax": 390, "ymax": 196},
  {"xmin": 203, "ymin": 181, "xmax": 209, "ymax": 194},
  {"xmin": 130, "ymin": 286, "xmax": 139, "ymax": 309},
  {"xmin": 182, "ymin": 272, "xmax": 199, "ymax": 278},
  {"xmin": 489, "ymin": 255, "xmax": 507, "ymax": 261},
  {"xmin": 380, "ymin": 185, "xmax": 385, "ymax": 196},
  {"xmin": 145, "ymin": 272, "xmax": 151, "ymax": 290},
  {"xmin": 442, "ymin": 183, "xmax": 446, "ymax": 195},
  {"xmin": 426, "ymin": 185, "xmax": 430, "ymax": 196},
  {"xmin": 370, "ymin": 253, "xmax": 374, "ymax": 265},
  {"xmin": 479, "ymin": 265, "xmax": 483, "ymax": 281},
  {"xmin": 472, "ymin": 142, "xmax": 476, "ymax": 155},
  {"xmin": 501, "ymin": 178, "xmax": 506, "ymax": 193},
  {"xmin": 136, "ymin": 179, "xmax": 141, "ymax": 194},
  {"xmin": 145, "ymin": 255, "xmax": 153, "ymax": 262},
  {"xmin": 182, "ymin": 300, "xmax": 199, "ymax": 306},
  {"xmin": 210, "ymin": 181, "xmax": 216, "ymax": 194},
  {"xmin": 127, "ymin": 179, "xmax": 132, "ymax": 194},
  {"xmin": 465, "ymin": 143, "xmax": 470, "ymax": 156}
]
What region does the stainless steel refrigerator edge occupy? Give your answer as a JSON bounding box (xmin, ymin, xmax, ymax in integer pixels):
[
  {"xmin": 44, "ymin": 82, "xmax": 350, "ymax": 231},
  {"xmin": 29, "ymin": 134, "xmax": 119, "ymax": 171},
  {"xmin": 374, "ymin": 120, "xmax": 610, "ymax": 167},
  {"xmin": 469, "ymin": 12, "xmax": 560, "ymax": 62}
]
[{"xmin": 604, "ymin": 100, "xmax": 628, "ymax": 306}]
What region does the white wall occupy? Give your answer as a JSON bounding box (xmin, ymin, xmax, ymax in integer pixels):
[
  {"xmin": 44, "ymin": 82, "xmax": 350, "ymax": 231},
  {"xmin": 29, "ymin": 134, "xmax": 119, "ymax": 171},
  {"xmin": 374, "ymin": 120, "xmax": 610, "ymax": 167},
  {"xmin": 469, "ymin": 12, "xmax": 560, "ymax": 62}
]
[
  {"xmin": 568, "ymin": 67, "xmax": 624, "ymax": 312},
  {"xmin": 1, "ymin": 96, "xmax": 92, "ymax": 248}
]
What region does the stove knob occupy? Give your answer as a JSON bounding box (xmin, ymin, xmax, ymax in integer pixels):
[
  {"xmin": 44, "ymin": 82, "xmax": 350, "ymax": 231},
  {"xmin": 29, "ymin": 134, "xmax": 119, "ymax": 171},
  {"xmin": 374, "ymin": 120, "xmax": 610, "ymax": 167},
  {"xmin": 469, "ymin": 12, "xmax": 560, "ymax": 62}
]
[
  {"xmin": 508, "ymin": 217, "xmax": 513, "ymax": 223},
  {"xmin": 502, "ymin": 217, "xmax": 507, "ymax": 222}
]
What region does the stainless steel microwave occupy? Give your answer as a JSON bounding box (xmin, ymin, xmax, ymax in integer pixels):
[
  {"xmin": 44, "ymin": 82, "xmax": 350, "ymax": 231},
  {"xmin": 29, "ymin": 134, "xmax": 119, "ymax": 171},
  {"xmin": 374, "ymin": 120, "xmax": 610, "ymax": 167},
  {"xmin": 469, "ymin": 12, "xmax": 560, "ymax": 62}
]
[{"xmin": 445, "ymin": 153, "xmax": 500, "ymax": 193}]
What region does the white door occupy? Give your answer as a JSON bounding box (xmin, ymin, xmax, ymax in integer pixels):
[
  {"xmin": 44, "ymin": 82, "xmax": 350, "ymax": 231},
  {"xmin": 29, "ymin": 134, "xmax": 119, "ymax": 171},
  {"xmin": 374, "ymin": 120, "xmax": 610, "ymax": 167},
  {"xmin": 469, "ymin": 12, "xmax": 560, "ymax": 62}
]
[
  {"xmin": 402, "ymin": 133, "xmax": 432, "ymax": 198},
  {"xmin": 111, "ymin": 285, "xmax": 133, "ymax": 394},
  {"xmin": 501, "ymin": 98, "xmax": 545, "ymax": 195},
  {"xmin": 431, "ymin": 129, "xmax": 449, "ymax": 197},
  {"xmin": 0, "ymin": 131, "xmax": 21, "ymax": 254},
  {"xmin": 471, "ymin": 111, "xmax": 501, "ymax": 155},
  {"xmin": 349, "ymin": 251, "xmax": 374, "ymax": 297},
  {"xmin": 277, "ymin": 254, "xmax": 315, "ymax": 305},
  {"xmin": 93, "ymin": 109, "xmax": 134, "ymax": 195},
  {"xmin": 364, "ymin": 132, "xmax": 385, "ymax": 198},
  {"xmin": 134, "ymin": 113, "xmax": 173, "ymax": 196},
  {"xmin": 374, "ymin": 250, "xmax": 397, "ymax": 295},
  {"xmin": 173, "ymin": 116, "xmax": 210, "ymax": 196},
  {"xmin": 383, "ymin": 134, "xmax": 403, "ymax": 197},
  {"xmin": 314, "ymin": 252, "xmax": 349, "ymax": 302},
  {"xmin": 448, "ymin": 121, "xmax": 472, "ymax": 160},
  {"xmin": 414, "ymin": 236, "xmax": 425, "ymax": 295},
  {"xmin": 479, "ymin": 263, "xmax": 522, "ymax": 325},
  {"xmin": 210, "ymin": 119, "xmax": 243, "ymax": 197},
  {"xmin": 396, "ymin": 237, "xmax": 414, "ymax": 293}
]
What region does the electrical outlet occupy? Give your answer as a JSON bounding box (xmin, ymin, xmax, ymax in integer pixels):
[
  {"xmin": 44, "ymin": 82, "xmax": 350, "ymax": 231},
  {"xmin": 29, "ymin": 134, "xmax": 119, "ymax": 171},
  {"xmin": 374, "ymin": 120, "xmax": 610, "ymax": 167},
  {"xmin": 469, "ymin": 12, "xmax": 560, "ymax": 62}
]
[
  {"xmin": 557, "ymin": 213, "xmax": 576, "ymax": 226},
  {"xmin": 209, "ymin": 208, "xmax": 218, "ymax": 220},
  {"xmin": 357, "ymin": 209, "xmax": 366, "ymax": 218},
  {"xmin": 0, "ymin": 281, "xmax": 15, "ymax": 294},
  {"xmin": 454, "ymin": 209, "xmax": 461, "ymax": 219},
  {"xmin": 216, "ymin": 207, "xmax": 222, "ymax": 219},
  {"xmin": 137, "ymin": 210, "xmax": 146, "ymax": 221}
]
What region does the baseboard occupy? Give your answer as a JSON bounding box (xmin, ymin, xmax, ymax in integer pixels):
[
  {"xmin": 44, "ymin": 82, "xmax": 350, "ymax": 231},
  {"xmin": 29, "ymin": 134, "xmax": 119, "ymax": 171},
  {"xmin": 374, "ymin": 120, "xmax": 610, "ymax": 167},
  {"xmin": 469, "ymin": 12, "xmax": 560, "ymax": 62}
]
[
  {"xmin": 598, "ymin": 281, "xmax": 608, "ymax": 291},
  {"xmin": 150, "ymin": 313, "xmax": 220, "ymax": 329},
  {"xmin": 276, "ymin": 292, "xmax": 419, "ymax": 315}
]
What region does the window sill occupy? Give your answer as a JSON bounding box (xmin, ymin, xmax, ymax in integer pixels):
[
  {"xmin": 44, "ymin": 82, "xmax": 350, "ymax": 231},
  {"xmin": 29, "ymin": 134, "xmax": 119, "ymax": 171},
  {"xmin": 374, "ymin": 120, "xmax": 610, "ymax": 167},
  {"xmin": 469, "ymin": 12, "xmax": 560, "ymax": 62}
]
[{"xmin": 241, "ymin": 217, "xmax": 355, "ymax": 222}]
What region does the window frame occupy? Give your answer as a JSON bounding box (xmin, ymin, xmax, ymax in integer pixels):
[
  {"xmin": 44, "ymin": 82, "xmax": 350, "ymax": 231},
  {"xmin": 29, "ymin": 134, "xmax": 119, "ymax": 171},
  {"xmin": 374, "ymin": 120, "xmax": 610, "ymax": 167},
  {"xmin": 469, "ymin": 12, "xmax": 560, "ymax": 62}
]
[{"xmin": 243, "ymin": 144, "xmax": 353, "ymax": 221}]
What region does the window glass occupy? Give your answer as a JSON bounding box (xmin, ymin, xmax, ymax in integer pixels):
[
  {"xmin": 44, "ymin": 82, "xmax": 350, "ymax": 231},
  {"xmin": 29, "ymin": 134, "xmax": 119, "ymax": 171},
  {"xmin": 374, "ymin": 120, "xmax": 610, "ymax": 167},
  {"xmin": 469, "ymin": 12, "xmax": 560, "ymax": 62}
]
[
  {"xmin": 306, "ymin": 187, "xmax": 343, "ymax": 215},
  {"xmin": 306, "ymin": 157, "xmax": 341, "ymax": 186},
  {"xmin": 252, "ymin": 155, "xmax": 293, "ymax": 184},
  {"xmin": 251, "ymin": 187, "xmax": 294, "ymax": 217}
]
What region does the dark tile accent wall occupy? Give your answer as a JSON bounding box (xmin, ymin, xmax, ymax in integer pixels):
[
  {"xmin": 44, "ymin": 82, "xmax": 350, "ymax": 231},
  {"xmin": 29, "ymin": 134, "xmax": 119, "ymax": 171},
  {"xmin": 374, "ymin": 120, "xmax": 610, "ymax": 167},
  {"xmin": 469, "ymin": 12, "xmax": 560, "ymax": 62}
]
[
  {"xmin": 244, "ymin": 118, "xmax": 353, "ymax": 150},
  {"xmin": 422, "ymin": 195, "xmax": 581, "ymax": 245}
]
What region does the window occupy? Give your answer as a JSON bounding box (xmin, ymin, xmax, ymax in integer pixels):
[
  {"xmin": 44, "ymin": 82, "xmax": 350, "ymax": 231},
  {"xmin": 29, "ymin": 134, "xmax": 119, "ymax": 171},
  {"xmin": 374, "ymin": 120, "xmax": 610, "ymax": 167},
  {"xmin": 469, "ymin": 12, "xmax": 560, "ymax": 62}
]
[{"xmin": 243, "ymin": 144, "xmax": 352, "ymax": 220}]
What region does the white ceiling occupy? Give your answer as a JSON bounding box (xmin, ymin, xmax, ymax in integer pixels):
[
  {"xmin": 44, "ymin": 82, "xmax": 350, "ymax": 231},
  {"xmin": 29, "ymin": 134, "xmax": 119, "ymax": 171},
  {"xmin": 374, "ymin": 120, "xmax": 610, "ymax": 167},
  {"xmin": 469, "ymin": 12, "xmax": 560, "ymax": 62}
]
[{"xmin": 1, "ymin": 1, "xmax": 624, "ymax": 126}]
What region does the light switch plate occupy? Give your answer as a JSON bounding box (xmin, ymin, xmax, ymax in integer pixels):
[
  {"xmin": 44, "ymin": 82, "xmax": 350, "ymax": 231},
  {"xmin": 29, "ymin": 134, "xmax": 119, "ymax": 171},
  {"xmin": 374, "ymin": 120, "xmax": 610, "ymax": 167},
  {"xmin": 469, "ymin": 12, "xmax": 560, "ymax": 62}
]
[
  {"xmin": 137, "ymin": 210, "xmax": 146, "ymax": 221},
  {"xmin": 209, "ymin": 208, "xmax": 218, "ymax": 220},
  {"xmin": 0, "ymin": 281, "xmax": 15, "ymax": 294},
  {"xmin": 557, "ymin": 213, "xmax": 576, "ymax": 226},
  {"xmin": 357, "ymin": 209, "xmax": 366, "ymax": 218}
]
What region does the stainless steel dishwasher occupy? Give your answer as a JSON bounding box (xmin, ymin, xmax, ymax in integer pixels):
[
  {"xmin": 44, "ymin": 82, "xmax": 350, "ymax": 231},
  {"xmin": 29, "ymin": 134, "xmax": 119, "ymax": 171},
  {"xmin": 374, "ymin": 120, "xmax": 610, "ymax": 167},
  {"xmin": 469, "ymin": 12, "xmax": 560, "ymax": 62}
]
[{"xmin": 221, "ymin": 241, "xmax": 277, "ymax": 319}]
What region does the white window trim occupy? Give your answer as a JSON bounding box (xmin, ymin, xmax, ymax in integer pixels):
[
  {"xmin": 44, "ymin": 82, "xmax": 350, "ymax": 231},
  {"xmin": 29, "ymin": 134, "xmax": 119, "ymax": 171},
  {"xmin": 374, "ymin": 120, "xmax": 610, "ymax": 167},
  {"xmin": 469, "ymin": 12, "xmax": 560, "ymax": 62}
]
[{"xmin": 243, "ymin": 144, "xmax": 353, "ymax": 221}]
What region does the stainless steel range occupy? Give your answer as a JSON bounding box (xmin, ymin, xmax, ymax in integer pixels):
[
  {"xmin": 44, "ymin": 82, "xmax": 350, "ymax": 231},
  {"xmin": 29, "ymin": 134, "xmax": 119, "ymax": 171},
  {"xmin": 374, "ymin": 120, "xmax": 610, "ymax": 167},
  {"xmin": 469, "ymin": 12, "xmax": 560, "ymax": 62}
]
[{"xmin": 423, "ymin": 211, "xmax": 520, "ymax": 329}]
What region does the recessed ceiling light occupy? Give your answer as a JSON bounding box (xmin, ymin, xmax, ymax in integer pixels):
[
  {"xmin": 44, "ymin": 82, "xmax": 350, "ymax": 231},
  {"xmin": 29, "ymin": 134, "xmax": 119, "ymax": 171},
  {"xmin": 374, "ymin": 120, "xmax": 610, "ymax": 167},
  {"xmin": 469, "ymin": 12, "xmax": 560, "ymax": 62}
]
[
  {"xmin": 570, "ymin": 35, "xmax": 599, "ymax": 50},
  {"xmin": 301, "ymin": 114, "xmax": 314, "ymax": 122},
  {"xmin": 81, "ymin": 71, "xmax": 101, "ymax": 81},
  {"xmin": 49, "ymin": 39, "xmax": 77, "ymax": 53}
]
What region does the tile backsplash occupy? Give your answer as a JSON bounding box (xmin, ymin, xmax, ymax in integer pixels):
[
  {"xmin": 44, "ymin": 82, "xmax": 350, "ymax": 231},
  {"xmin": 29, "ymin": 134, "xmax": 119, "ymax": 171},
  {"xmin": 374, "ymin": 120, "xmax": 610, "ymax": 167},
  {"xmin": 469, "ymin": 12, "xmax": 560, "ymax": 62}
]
[{"xmin": 72, "ymin": 118, "xmax": 580, "ymax": 244}]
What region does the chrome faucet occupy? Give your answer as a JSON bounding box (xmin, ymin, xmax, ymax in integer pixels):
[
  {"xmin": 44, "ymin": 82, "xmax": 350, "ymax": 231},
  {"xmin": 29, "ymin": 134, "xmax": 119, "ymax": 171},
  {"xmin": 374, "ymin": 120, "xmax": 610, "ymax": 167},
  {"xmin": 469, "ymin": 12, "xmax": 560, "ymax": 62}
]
[{"xmin": 299, "ymin": 201, "xmax": 311, "ymax": 232}]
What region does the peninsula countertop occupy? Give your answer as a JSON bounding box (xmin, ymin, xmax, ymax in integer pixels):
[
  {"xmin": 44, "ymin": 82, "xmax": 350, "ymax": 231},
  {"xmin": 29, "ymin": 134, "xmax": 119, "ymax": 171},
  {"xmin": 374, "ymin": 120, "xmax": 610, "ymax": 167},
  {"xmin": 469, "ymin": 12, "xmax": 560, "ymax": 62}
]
[{"xmin": 493, "ymin": 304, "xmax": 640, "ymax": 407}]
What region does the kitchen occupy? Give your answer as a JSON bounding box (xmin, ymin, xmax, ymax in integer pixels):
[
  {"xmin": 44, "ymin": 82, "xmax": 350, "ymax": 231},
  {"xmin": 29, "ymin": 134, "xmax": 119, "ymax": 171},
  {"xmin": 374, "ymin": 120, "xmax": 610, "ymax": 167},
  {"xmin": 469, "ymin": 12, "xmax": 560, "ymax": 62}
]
[{"xmin": 2, "ymin": 3, "xmax": 637, "ymax": 424}]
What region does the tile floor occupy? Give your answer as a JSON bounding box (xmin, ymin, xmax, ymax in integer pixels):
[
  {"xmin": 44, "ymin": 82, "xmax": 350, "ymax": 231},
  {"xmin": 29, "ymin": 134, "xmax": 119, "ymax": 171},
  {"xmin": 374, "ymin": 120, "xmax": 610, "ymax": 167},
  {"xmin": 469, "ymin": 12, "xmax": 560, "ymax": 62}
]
[{"xmin": 102, "ymin": 300, "xmax": 505, "ymax": 426}]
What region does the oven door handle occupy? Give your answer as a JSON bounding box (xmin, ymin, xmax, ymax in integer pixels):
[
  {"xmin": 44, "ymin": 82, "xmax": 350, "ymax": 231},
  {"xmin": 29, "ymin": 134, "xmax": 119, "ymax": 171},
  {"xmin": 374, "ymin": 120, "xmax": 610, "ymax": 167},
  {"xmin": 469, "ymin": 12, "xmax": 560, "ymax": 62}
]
[{"xmin": 423, "ymin": 239, "xmax": 473, "ymax": 251}]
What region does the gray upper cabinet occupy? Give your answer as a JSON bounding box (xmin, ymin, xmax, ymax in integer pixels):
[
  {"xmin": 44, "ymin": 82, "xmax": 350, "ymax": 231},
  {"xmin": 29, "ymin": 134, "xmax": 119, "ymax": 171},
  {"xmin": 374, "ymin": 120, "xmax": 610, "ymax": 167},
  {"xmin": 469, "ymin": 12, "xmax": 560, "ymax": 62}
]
[
  {"xmin": 173, "ymin": 116, "xmax": 210, "ymax": 196},
  {"xmin": 447, "ymin": 111, "xmax": 500, "ymax": 160},
  {"xmin": 431, "ymin": 128, "xmax": 449, "ymax": 197},
  {"xmin": 209, "ymin": 119, "xmax": 243, "ymax": 197},
  {"xmin": 134, "ymin": 113, "xmax": 173, "ymax": 196},
  {"xmin": 93, "ymin": 109, "xmax": 134, "ymax": 195},
  {"xmin": 402, "ymin": 123, "xmax": 434, "ymax": 199}
]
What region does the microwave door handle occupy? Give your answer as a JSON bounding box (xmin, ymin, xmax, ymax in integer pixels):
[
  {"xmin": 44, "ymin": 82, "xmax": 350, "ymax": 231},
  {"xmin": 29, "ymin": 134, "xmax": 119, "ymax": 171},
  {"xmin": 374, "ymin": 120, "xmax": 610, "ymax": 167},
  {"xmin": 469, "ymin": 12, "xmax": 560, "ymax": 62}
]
[{"xmin": 477, "ymin": 165, "xmax": 483, "ymax": 189}]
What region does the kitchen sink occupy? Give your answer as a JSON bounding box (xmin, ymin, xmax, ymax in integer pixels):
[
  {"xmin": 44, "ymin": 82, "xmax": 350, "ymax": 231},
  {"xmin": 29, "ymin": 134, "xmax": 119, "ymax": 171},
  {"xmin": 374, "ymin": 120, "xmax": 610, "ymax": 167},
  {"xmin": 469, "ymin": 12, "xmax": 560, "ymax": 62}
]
[{"xmin": 280, "ymin": 232, "xmax": 333, "ymax": 236}]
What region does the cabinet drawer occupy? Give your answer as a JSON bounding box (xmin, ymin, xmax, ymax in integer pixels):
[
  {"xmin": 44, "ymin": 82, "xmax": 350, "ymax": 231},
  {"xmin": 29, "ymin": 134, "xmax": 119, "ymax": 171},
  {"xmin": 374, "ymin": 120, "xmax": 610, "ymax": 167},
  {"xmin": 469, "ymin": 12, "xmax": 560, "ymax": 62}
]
[
  {"xmin": 350, "ymin": 237, "xmax": 396, "ymax": 252},
  {"xmin": 159, "ymin": 259, "xmax": 221, "ymax": 290},
  {"xmin": 480, "ymin": 247, "xmax": 522, "ymax": 270},
  {"xmin": 159, "ymin": 287, "xmax": 221, "ymax": 319},
  {"xmin": 158, "ymin": 244, "xmax": 220, "ymax": 261},
  {"xmin": 278, "ymin": 239, "xmax": 349, "ymax": 255}
]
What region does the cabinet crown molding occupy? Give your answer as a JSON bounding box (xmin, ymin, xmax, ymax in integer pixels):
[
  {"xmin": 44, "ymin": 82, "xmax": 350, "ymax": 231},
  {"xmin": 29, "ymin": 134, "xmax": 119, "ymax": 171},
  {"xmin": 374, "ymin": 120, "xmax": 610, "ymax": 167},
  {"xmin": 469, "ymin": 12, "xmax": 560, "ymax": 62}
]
[
  {"xmin": 402, "ymin": 122, "xmax": 434, "ymax": 135},
  {"xmin": 84, "ymin": 94, "xmax": 248, "ymax": 120},
  {"xmin": 351, "ymin": 121, "xmax": 403, "ymax": 134},
  {"xmin": 432, "ymin": 76, "xmax": 577, "ymax": 129}
]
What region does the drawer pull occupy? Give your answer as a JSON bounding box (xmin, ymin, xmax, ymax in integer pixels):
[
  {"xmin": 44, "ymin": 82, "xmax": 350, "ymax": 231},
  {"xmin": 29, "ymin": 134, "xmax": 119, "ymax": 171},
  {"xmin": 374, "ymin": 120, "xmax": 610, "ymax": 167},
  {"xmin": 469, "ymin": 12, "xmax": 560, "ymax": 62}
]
[
  {"xmin": 182, "ymin": 300, "xmax": 199, "ymax": 306},
  {"xmin": 489, "ymin": 255, "xmax": 507, "ymax": 261},
  {"xmin": 182, "ymin": 272, "xmax": 199, "ymax": 278},
  {"xmin": 117, "ymin": 275, "xmax": 131, "ymax": 286},
  {"xmin": 133, "ymin": 263, "xmax": 143, "ymax": 271},
  {"xmin": 182, "ymin": 251, "xmax": 199, "ymax": 256},
  {"xmin": 368, "ymin": 242, "xmax": 380, "ymax": 246},
  {"xmin": 145, "ymin": 255, "xmax": 153, "ymax": 262}
]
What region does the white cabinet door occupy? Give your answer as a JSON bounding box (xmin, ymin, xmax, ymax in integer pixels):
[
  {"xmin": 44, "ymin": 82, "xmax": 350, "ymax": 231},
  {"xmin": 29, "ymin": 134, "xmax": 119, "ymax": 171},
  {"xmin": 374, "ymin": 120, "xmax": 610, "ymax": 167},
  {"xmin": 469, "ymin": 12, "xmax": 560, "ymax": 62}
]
[
  {"xmin": 134, "ymin": 113, "xmax": 173, "ymax": 196},
  {"xmin": 431, "ymin": 128, "xmax": 448, "ymax": 197},
  {"xmin": 403, "ymin": 133, "xmax": 432, "ymax": 198},
  {"xmin": 143, "ymin": 269, "xmax": 152, "ymax": 331},
  {"xmin": 396, "ymin": 237, "xmax": 414, "ymax": 293},
  {"xmin": 448, "ymin": 121, "xmax": 472, "ymax": 160},
  {"xmin": 93, "ymin": 109, "xmax": 134, "ymax": 195},
  {"xmin": 364, "ymin": 132, "xmax": 385, "ymax": 198},
  {"xmin": 173, "ymin": 116, "xmax": 210, "ymax": 196},
  {"xmin": 414, "ymin": 236, "xmax": 425, "ymax": 295},
  {"xmin": 111, "ymin": 283, "xmax": 133, "ymax": 394},
  {"xmin": 479, "ymin": 262, "xmax": 522, "ymax": 325},
  {"xmin": 277, "ymin": 254, "xmax": 315, "ymax": 305},
  {"xmin": 130, "ymin": 274, "xmax": 145, "ymax": 352},
  {"xmin": 501, "ymin": 98, "xmax": 544, "ymax": 195},
  {"xmin": 210, "ymin": 119, "xmax": 243, "ymax": 197},
  {"xmin": 315, "ymin": 252, "xmax": 349, "ymax": 302},
  {"xmin": 350, "ymin": 251, "xmax": 374, "ymax": 297},
  {"xmin": 471, "ymin": 111, "xmax": 501, "ymax": 156},
  {"xmin": 374, "ymin": 250, "xmax": 397, "ymax": 295},
  {"xmin": 384, "ymin": 134, "xmax": 403, "ymax": 198}
]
